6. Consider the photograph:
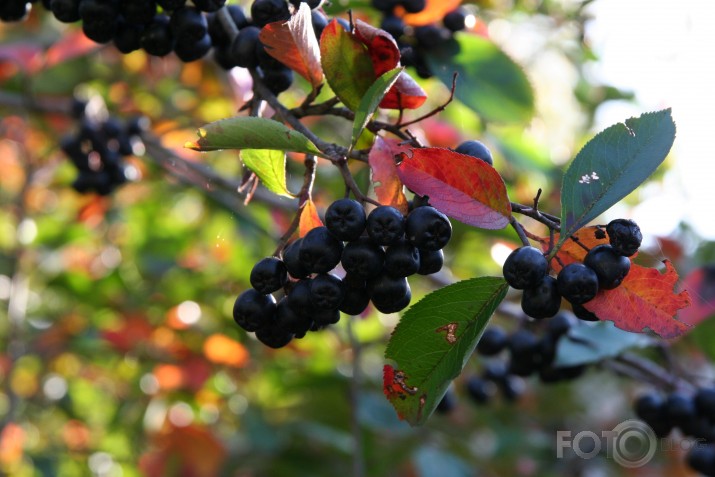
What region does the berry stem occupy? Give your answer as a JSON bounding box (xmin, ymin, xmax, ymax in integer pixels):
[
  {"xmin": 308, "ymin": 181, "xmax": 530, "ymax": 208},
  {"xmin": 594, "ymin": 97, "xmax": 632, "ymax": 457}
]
[
  {"xmin": 510, "ymin": 202, "xmax": 560, "ymax": 229},
  {"xmin": 395, "ymin": 72, "xmax": 458, "ymax": 129},
  {"xmin": 273, "ymin": 154, "xmax": 318, "ymax": 256},
  {"xmin": 509, "ymin": 216, "xmax": 531, "ymax": 247}
]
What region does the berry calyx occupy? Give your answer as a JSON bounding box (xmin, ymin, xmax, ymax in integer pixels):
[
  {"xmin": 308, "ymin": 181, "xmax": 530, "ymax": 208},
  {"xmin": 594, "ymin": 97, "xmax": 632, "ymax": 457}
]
[
  {"xmin": 404, "ymin": 206, "xmax": 452, "ymax": 252},
  {"xmin": 606, "ymin": 219, "xmax": 642, "ymax": 257},
  {"xmin": 366, "ymin": 205, "xmax": 405, "ymax": 246},
  {"xmin": 325, "ymin": 198, "xmax": 366, "ymax": 241},
  {"xmin": 250, "ymin": 257, "xmax": 288, "ymax": 294},
  {"xmin": 502, "ymin": 246, "xmax": 548, "ymax": 290},
  {"xmin": 584, "ymin": 244, "xmax": 631, "ymax": 289},
  {"xmin": 556, "ymin": 262, "xmax": 599, "ymax": 304}
]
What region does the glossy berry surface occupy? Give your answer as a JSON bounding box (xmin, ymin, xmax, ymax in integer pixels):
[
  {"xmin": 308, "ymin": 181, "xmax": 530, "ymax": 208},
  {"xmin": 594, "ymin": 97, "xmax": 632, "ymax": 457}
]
[
  {"xmin": 341, "ymin": 237, "xmax": 385, "ymax": 279},
  {"xmin": 233, "ymin": 289, "xmax": 276, "ymax": 332},
  {"xmin": 417, "ymin": 249, "xmax": 443, "ymax": 275},
  {"xmin": 250, "ymin": 257, "xmax": 288, "ymax": 294},
  {"xmin": 476, "ymin": 326, "xmax": 508, "ymax": 356},
  {"xmin": 366, "ymin": 206, "xmax": 405, "ymax": 246},
  {"xmin": 556, "ymin": 263, "xmax": 599, "ymax": 304},
  {"xmin": 607, "ymin": 219, "xmax": 642, "ymax": 257},
  {"xmin": 299, "ymin": 226, "xmax": 344, "ymax": 274},
  {"xmin": 502, "ymin": 246, "xmax": 548, "ymax": 290},
  {"xmin": 584, "ymin": 244, "xmax": 631, "ymax": 289},
  {"xmin": 251, "ymin": 0, "xmax": 291, "ymax": 27},
  {"xmin": 282, "ymin": 239, "xmax": 310, "ymax": 279},
  {"xmin": 455, "ymin": 140, "xmax": 493, "ymax": 165},
  {"xmin": 384, "ymin": 240, "xmax": 420, "ymax": 277},
  {"xmin": 309, "ymin": 273, "xmax": 345, "ymax": 310},
  {"xmin": 367, "ymin": 273, "xmax": 411, "ymax": 313},
  {"xmin": 404, "ymin": 206, "xmax": 452, "ymax": 252},
  {"xmin": 521, "ymin": 275, "xmax": 561, "ymax": 319},
  {"xmin": 325, "ymin": 198, "xmax": 366, "ymax": 241}
]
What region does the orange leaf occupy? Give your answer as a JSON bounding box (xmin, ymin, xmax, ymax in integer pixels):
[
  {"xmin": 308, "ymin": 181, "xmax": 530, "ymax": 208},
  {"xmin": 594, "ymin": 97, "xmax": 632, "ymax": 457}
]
[
  {"xmin": 583, "ymin": 261, "xmax": 691, "ymax": 339},
  {"xmin": 298, "ymin": 199, "xmax": 323, "ymax": 237},
  {"xmin": 203, "ymin": 333, "xmax": 250, "ymax": 368},
  {"xmin": 396, "ymin": 147, "xmax": 511, "ymax": 229},
  {"xmin": 259, "ymin": 3, "xmax": 324, "ymax": 89},
  {"xmin": 399, "ymin": 0, "xmax": 463, "ymax": 26},
  {"xmin": 369, "ymin": 136, "xmax": 409, "ymax": 214}
]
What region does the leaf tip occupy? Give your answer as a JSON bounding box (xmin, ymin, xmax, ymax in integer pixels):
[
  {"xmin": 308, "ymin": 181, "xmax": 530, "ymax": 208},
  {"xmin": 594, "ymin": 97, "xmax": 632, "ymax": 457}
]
[{"xmin": 184, "ymin": 141, "xmax": 200, "ymax": 150}]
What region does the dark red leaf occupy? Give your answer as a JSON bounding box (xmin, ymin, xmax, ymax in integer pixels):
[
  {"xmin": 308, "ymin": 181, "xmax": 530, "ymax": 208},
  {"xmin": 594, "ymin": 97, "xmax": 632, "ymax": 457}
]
[
  {"xmin": 396, "ymin": 147, "xmax": 511, "ymax": 229},
  {"xmin": 380, "ymin": 71, "xmax": 427, "ymax": 109}
]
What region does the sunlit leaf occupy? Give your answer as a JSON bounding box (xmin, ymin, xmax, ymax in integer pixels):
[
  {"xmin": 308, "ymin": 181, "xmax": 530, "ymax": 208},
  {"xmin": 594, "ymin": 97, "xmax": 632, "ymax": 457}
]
[
  {"xmin": 185, "ymin": 116, "xmax": 323, "ymax": 156},
  {"xmin": 559, "ymin": 109, "xmax": 676, "ymax": 245},
  {"xmin": 352, "ymin": 67, "xmax": 403, "ymax": 148},
  {"xmin": 240, "ymin": 149, "xmax": 294, "ymax": 198},
  {"xmin": 396, "ymin": 147, "xmax": 511, "ymax": 229},
  {"xmin": 369, "ymin": 136, "xmax": 410, "ymax": 213},
  {"xmin": 583, "ymin": 261, "xmax": 691, "ymax": 339},
  {"xmin": 299, "ymin": 199, "xmax": 323, "ymax": 237},
  {"xmin": 259, "ymin": 3, "xmax": 324, "ymax": 89},
  {"xmin": 399, "ymin": 0, "xmax": 463, "ymax": 26},
  {"xmin": 320, "ymin": 19, "xmax": 375, "ymax": 112},
  {"xmin": 427, "ymin": 34, "xmax": 534, "ymax": 123},
  {"xmin": 384, "ymin": 277, "xmax": 508, "ymax": 425}
]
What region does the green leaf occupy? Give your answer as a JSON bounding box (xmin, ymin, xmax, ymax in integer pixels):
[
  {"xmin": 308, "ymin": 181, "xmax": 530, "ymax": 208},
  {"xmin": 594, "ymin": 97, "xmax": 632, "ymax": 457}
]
[
  {"xmin": 559, "ymin": 109, "xmax": 676, "ymax": 244},
  {"xmin": 320, "ymin": 19, "xmax": 376, "ymax": 112},
  {"xmin": 554, "ymin": 321, "xmax": 655, "ymax": 367},
  {"xmin": 426, "ymin": 33, "xmax": 534, "ymax": 124},
  {"xmin": 240, "ymin": 149, "xmax": 294, "ymax": 198},
  {"xmin": 351, "ymin": 67, "xmax": 403, "ymax": 149},
  {"xmin": 185, "ymin": 116, "xmax": 323, "ymax": 156},
  {"xmin": 384, "ymin": 277, "xmax": 508, "ymax": 426}
]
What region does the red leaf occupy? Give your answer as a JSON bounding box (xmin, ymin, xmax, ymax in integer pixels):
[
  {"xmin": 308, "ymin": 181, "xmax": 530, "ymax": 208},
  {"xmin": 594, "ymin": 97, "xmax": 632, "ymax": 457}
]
[
  {"xmin": 678, "ymin": 266, "xmax": 715, "ymax": 327},
  {"xmin": 369, "ymin": 136, "xmax": 410, "ymax": 213},
  {"xmin": 399, "ymin": 0, "xmax": 463, "ymax": 26},
  {"xmin": 396, "ymin": 147, "xmax": 511, "ymax": 229},
  {"xmin": 45, "ymin": 30, "xmax": 101, "ymax": 68},
  {"xmin": 353, "ymin": 20, "xmax": 400, "ymax": 77},
  {"xmin": 583, "ymin": 261, "xmax": 691, "ymax": 339},
  {"xmin": 298, "ymin": 199, "xmax": 323, "ymax": 237},
  {"xmin": 0, "ymin": 42, "xmax": 43, "ymax": 76},
  {"xmin": 380, "ymin": 71, "xmax": 427, "ymax": 109},
  {"xmin": 259, "ymin": 3, "xmax": 323, "ymax": 89}
]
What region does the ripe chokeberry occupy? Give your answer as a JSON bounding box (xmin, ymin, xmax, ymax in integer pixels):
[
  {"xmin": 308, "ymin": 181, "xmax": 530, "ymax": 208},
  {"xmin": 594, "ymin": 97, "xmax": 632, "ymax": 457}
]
[
  {"xmin": 192, "ymin": 0, "xmax": 226, "ymax": 12},
  {"xmin": 141, "ymin": 16, "xmax": 174, "ymax": 57},
  {"xmin": 309, "ymin": 273, "xmax": 345, "ymax": 310},
  {"xmin": 230, "ymin": 26, "xmax": 261, "ymax": 69},
  {"xmin": 262, "ymin": 66, "xmax": 294, "ymax": 95},
  {"xmin": 556, "ymin": 263, "xmax": 599, "ymax": 304},
  {"xmin": 341, "ymin": 237, "xmax": 385, "ymax": 279},
  {"xmin": 443, "ymin": 7, "xmax": 468, "ymax": 32},
  {"xmin": 571, "ymin": 303, "xmax": 598, "ymax": 321},
  {"xmin": 521, "ymin": 275, "xmax": 561, "ymax": 319},
  {"xmin": 170, "ymin": 7, "xmax": 208, "ymax": 42},
  {"xmin": 255, "ymin": 321, "xmax": 293, "ymax": 348},
  {"xmin": 50, "ymin": 0, "xmax": 81, "ymax": 23},
  {"xmin": 502, "ymin": 246, "xmax": 548, "ymax": 290},
  {"xmin": 339, "ymin": 279, "xmax": 370, "ymax": 315},
  {"xmin": 606, "ymin": 219, "xmax": 642, "ymax": 257},
  {"xmin": 325, "ymin": 198, "xmax": 366, "ymax": 241},
  {"xmin": 686, "ymin": 446, "xmax": 715, "ymax": 477},
  {"xmin": 251, "ymin": 0, "xmax": 291, "ymax": 28},
  {"xmin": 384, "ymin": 240, "xmax": 420, "ymax": 277},
  {"xmin": 401, "ymin": 0, "xmax": 426, "ymax": 14},
  {"xmin": 299, "ymin": 226, "xmax": 344, "ymax": 274},
  {"xmin": 546, "ymin": 312, "xmax": 577, "ymax": 337},
  {"xmin": 404, "ymin": 206, "xmax": 452, "ymax": 251},
  {"xmin": 465, "ymin": 376, "xmax": 496, "ymax": 404},
  {"xmin": 455, "ymin": 140, "xmax": 493, "ymax": 165},
  {"xmin": 233, "ymin": 289, "xmax": 277, "ymax": 332},
  {"xmin": 250, "ymin": 257, "xmax": 288, "ymax": 294},
  {"xmin": 275, "ymin": 295, "xmax": 313, "ymax": 337},
  {"xmin": 695, "ymin": 387, "xmax": 715, "ymax": 421},
  {"xmin": 584, "ymin": 244, "xmax": 631, "ymax": 289},
  {"xmin": 367, "ymin": 273, "xmax": 411, "ymax": 313},
  {"xmin": 366, "ymin": 205, "xmax": 405, "ymax": 246},
  {"xmin": 282, "ymin": 239, "xmax": 310, "ymax": 279},
  {"xmin": 476, "ymin": 326, "xmax": 508, "ymax": 356},
  {"xmin": 417, "ymin": 248, "xmax": 443, "ymax": 275}
]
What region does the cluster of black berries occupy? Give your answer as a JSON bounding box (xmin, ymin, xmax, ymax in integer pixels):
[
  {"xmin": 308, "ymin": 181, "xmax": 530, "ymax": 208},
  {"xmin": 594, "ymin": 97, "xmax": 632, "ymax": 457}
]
[
  {"xmin": 635, "ymin": 388, "xmax": 715, "ymax": 475},
  {"xmin": 233, "ymin": 199, "xmax": 452, "ymax": 348},
  {"xmin": 60, "ymin": 99, "xmax": 145, "ymax": 195},
  {"xmin": 436, "ymin": 313, "xmax": 588, "ymax": 413},
  {"xmin": 371, "ymin": 0, "xmax": 471, "ymax": 79},
  {"xmin": 503, "ymin": 219, "xmax": 642, "ymax": 321}
]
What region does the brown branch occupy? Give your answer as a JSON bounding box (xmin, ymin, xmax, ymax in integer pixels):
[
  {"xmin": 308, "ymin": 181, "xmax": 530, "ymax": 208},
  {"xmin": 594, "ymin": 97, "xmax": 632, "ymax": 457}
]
[{"xmin": 272, "ymin": 155, "xmax": 318, "ymax": 256}]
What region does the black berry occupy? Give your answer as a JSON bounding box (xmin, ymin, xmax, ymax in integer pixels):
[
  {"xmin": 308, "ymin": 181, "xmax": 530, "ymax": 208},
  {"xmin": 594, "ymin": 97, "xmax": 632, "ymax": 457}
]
[
  {"xmin": 584, "ymin": 244, "xmax": 631, "ymax": 289},
  {"xmin": 251, "ymin": 0, "xmax": 290, "ymax": 28},
  {"xmin": 340, "ymin": 237, "xmax": 385, "ymax": 279},
  {"xmin": 455, "ymin": 140, "xmax": 493, "ymax": 165},
  {"xmin": 476, "ymin": 326, "xmax": 508, "ymax": 356},
  {"xmin": 325, "ymin": 198, "xmax": 366, "ymax": 241},
  {"xmin": 299, "ymin": 226, "xmax": 344, "ymax": 274},
  {"xmin": 465, "ymin": 376, "xmax": 495, "ymax": 404},
  {"xmin": 367, "ymin": 273, "xmax": 411, "ymax": 313},
  {"xmin": 556, "ymin": 263, "xmax": 599, "ymax": 305},
  {"xmin": 404, "ymin": 206, "xmax": 451, "ymax": 252},
  {"xmin": 250, "ymin": 257, "xmax": 288, "ymax": 294},
  {"xmin": 255, "ymin": 321, "xmax": 293, "ymax": 348},
  {"xmin": 384, "ymin": 240, "xmax": 420, "ymax": 277},
  {"xmin": 521, "ymin": 275, "xmax": 561, "ymax": 319},
  {"xmin": 695, "ymin": 387, "xmax": 715, "ymax": 421},
  {"xmin": 607, "ymin": 219, "xmax": 642, "ymax": 257},
  {"xmin": 309, "ymin": 273, "xmax": 345, "ymax": 310},
  {"xmin": 502, "ymin": 246, "xmax": 548, "ymax": 290},
  {"xmin": 417, "ymin": 249, "xmax": 443, "ymax": 275},
  {"xmin": 233, "ymin": 289, "xmax": 277, "ymax": 332},
  {"xmin": 366, "ymin": 206, "xmax": 405, "ymax": 246}
]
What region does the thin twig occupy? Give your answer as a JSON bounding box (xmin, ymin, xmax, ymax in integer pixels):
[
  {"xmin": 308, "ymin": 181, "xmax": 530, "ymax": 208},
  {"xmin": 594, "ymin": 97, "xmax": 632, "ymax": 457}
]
[
  {"xmin": 396, "ymin": 72, "xmax": 458, "ymax": 129},
  {"xmin": 272, "ymin": 155, "xmax": 318, "ymax": 256},
  {"xmin": 510, "ymin": 216, "xmax": 531, "ymax": 246}
]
